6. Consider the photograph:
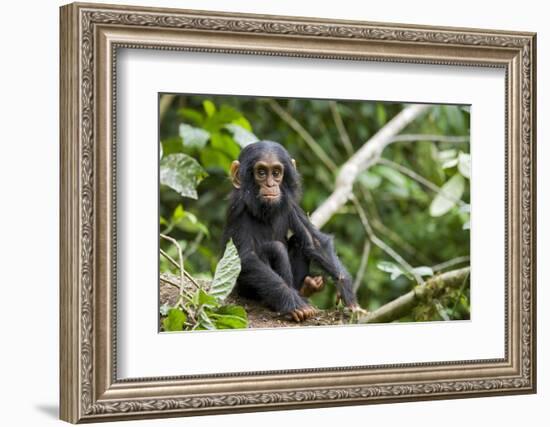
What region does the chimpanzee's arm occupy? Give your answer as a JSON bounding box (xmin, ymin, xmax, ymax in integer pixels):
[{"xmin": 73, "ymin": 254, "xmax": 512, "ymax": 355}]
[{"xmin": 290, "ymin": 206, "xmax": 358, "ymax": 307}]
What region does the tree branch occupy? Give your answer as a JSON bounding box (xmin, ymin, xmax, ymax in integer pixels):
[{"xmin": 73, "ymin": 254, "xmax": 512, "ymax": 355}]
[
  {"xmin": 310, "ymin": 104, "xmax": 430, "ymax": 228},
  {"xmin": 359, "ymin": 267, "xmax": 470, "ymax": 324}
]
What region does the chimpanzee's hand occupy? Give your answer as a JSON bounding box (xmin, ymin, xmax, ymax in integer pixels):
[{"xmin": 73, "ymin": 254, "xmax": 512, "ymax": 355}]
[{"xmin": 299, "ymin": 275, "xmax": 324, "ymax": 297}]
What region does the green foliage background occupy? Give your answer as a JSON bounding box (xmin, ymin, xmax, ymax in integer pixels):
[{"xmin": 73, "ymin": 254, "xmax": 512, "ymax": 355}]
[{"xmin": 160, "ymin": 95, "xmax": 471, "ymax": 322}]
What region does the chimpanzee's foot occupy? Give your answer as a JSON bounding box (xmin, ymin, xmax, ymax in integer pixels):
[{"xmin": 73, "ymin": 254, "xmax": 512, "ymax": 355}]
[
  {"xmin": 289, "ymin": 305, "xmax": 317, "ymax": 322},
  {"xmin": 348, "ymin": 303, "xmax": 368, "ymax": 315},
  {"xmin": 299, "ymin": 275, "xmax": 324, "ymax": 297}
]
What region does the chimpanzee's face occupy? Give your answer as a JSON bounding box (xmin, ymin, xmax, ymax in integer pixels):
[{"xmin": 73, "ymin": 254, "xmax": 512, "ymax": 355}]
[{"xmin": 253, "ymin": 153, "xmax": 285, "ymax": 204}]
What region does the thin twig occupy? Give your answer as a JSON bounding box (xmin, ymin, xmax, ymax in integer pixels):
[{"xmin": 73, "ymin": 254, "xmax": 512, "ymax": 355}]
[
  {"xmin": 159, "ymin": 235, "xmax": 202, "ymax": 291},
  {"xmin": 329, "ymin": 101, "xmax": 354, "ymax": 156},
  {"xmin": 160, "ymin": 234, "xmax": 185, "ymax": 297},
  {"xmin": 267, "ymin": 99, "xmax": 338, "ymax": 173},
  {"xmin": 351, "ymin": 195, "xmax": 424, "ymax": 286},
  {"xmin": 378, "ymin": 158, "xmax": 467, "ymax": 207},
  {"xmin": 352, "ymin": 240, "xmax": 370, "ymax": 293},
  {"xmin": 182, "ymin": 231, "xmax": 205, "ymax": 266},
  {"xmin": 160, "ymin": 275, "xmax": 194, "ymax": 303},
  {"xmin": 432, "ymin": 256, "xmax": 470, "ymax": 272},
  {"xmin": 358, "ymin": 186, "xmax": 431, "ymax": 265},
  {"xmin": 389, "ymin": 134, "xmax": 470, "ymax": 144}
]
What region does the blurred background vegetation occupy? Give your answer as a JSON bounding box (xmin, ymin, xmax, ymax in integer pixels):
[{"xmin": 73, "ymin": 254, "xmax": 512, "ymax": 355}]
[{"xmin": 159, "ymin": 94, "xmax": 471, "ymax": 322}]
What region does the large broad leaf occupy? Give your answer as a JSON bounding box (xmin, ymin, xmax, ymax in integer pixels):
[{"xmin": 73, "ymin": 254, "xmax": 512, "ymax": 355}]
[
  {"xmin": 160, "ymin": 153, "xmax": 208, "ymax": 199},
  {"xmin": 210, "ymin": 240, "xmax": 241, "ymax": 301},
  {"xmin": 179, "ymin": 123, "xmax": 210, "ymax": 149},
  {"xmin": 225, "ymin": 124, "xmax": 258, "ymax": 148},
  {"xmin": 162, "ymin": 308, "xmax": 187, "ymax": 331},
  {"xmin": 429, "ymin": 173, "xmax": 465, "ymax": 217},
  {"xmin": 213, "ymin": 305, "xmax": 248, "ymax": 329}
]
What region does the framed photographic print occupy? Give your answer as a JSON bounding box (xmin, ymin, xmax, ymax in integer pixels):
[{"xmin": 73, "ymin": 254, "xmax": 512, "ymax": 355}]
[{"xmin": 59, "ymin": 2, "xmax": 537, "ymax": 423}]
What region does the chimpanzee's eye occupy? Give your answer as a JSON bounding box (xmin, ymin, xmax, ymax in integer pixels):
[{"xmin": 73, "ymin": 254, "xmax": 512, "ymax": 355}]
[
  {"xmin": 272, "ymin": 170, "xmax": 280, "ymax": 177},
  {"xmin": 258, "ymin": 169, "xmax": 266, "ymax": 177}
]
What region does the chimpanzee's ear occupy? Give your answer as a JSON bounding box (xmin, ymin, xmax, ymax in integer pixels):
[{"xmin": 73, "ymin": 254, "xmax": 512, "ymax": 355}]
[
  {"xmin": 291, "ymin": 158, "xmax": 297, "ymax": 170},
  {"xmin": 230, "ymin": 160, "xmax": 241, "ymax": 189}
]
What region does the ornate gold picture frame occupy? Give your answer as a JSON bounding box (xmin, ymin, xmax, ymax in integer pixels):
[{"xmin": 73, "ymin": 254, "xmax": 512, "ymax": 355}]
[{"xmin": 60, "ymin": 2, "xmax": 536, "ymax": 423}]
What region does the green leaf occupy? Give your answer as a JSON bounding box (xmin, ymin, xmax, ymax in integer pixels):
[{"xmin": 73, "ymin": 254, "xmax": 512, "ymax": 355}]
[
  {"xmin": 443, "ymin": 105, "xmax": 466, "ymax": 132},
  {"xmin": 171, "ymin": 205, "xmax": 209, "ymax": 236},
  {"xmin": 160, "ymin": 153, "xmax": 208, "ymax": 199},
  {"xmin": 442, "ymin": 158, "xmax": 458, "ymax": 169},
  {"xmin": 357, "ymin": 170, "xmax": 382, "ymax": 189},
  {"xmin": 200, "ymin": 147, "xmax": 232, "ymax": 172},
  {"xmin": 210, "ymin": 132, "xmax": 241, "ymax": 159},
  {"xmin": 375, "ymin": 165, "xmax": 408, "ymax": 188},
  {"xmin": 376, "ymin": 103, "xmax": 387, "ymax": 125},
  {"xmin": 203, "ymin": 100, "xmax": 217, "ymax": 117},
  {"xmin": 458, "ymin": 152, "xmax": 471, "ymax": 179},
  {"xmin": 377, "ymin": 261, "xmax": 409, "ymax": 280},
  {"xmin": 225, "ymin": 124, "xmax": 258, "ymax": 148},
  {"xmin": 213, "ymin": 305, "xmax": 248, "ymax": 329},
  {"xmin": 179, "ymin": 124, "xmax": 210, "ymax": 149},
  {"xmin": 210, "ymin": 239, "xmax": 242, "ymax": 301},
  {"xmin": 438, "ymin": 149, "xmax": 458, "ymax": 161},
  {"xmin": 429, "ymin": 173, "xmax": 465, "ymax": 217},
  {"xmin": 178, "ymin": 108, "xmax": 204, "ymax": 126},
  {"xmin": 194, "ymin": 289, "xmax": 219, "ymax": 309},
  {"xmin": 161, "ymin": 136, "xmax": 184, "ymax": 156},
  {"xmin": 377, "ymin": 261, "xmax": 434, "ymax": 281},
  {"xmin": 413, "ymin": 266, "xmax": 434, "ymax": 278},
  {"xmin": 217, "ymin": 105, "xmax": 242, "ymax": 123},
  {"xmin": 162, "ymin": 308, "xmax": 187, "ymax": 331},
  {"xmin": 231, "ymin": 116, "xmax": 253, "ymax": 131},
  {"xmin": 197, "ymin": 309, "xmax": 216, "ymax": 330}
]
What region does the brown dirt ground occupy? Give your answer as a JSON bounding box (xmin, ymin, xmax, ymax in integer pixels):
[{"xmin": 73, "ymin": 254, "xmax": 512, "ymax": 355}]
[{"xmin": 160, "ymin": 273, "xmax": 352, "ymax": 328}]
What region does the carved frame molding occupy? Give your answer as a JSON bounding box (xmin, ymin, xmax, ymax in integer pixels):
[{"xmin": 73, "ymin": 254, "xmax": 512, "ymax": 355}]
[{"xmin": 60, "ymin": 2, "xmax": 536, "ymax": 423}]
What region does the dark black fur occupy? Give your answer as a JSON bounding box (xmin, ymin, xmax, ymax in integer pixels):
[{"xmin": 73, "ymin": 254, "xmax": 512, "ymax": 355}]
[{"xmin": 222, "ymin": 140, "xmax": 357, "ymax": 313}]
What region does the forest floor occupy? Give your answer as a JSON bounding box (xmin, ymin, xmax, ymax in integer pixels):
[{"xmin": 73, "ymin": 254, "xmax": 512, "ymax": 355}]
[{"xmin": 160, "ymin": 273, "xmax": 353, "ymax": 329}]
